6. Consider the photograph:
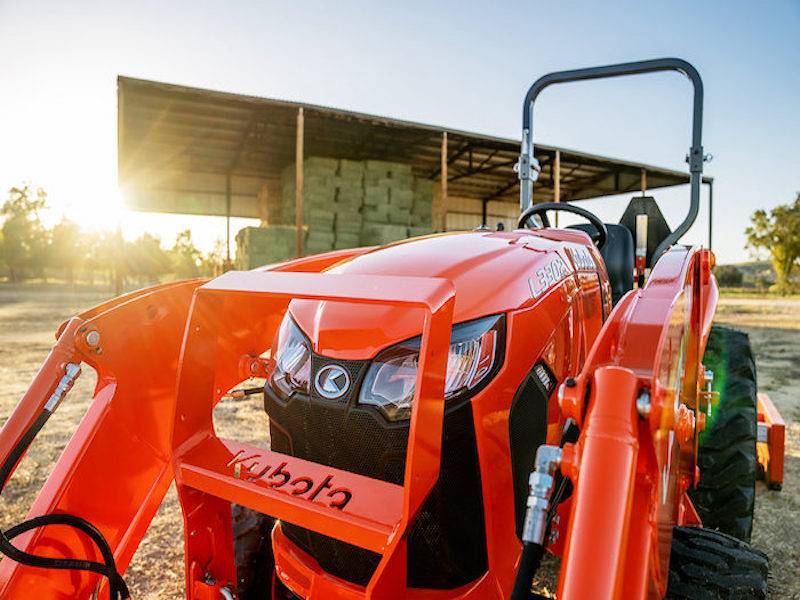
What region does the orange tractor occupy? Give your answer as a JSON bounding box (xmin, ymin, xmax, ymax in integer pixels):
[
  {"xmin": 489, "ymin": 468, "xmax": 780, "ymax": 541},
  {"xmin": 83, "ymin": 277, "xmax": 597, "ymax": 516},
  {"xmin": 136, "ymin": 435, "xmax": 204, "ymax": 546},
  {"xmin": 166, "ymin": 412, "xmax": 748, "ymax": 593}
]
[{"xmin": 0, "ymin": 58, "xmax": 786, "ymax": 599}]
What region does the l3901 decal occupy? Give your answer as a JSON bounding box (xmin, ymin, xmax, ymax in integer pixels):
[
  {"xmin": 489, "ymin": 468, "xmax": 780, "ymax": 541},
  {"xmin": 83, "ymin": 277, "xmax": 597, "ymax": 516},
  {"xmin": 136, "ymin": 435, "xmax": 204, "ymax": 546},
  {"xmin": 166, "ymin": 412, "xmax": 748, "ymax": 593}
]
[
  {"xmin": 529, "ymin": 256, "xmax": 571, "ymax": 298},
  {"xmin": 567, "ymin": 245, "xmax": 597, "ymax": 271}
]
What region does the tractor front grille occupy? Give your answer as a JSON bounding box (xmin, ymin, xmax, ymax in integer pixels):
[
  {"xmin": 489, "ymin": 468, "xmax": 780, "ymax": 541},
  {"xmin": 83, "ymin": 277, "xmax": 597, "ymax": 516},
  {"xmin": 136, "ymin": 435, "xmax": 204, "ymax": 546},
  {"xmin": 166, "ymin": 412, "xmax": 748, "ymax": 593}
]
[{"xmin": 265, "ymin": 351, "xmax": 487, "ymax": 589}]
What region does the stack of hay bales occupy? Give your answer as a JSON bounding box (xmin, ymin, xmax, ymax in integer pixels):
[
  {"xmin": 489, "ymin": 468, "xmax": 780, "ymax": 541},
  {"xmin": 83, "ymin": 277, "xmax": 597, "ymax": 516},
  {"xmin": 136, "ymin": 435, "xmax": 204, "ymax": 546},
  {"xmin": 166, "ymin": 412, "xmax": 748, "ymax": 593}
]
[
  {"xmin": 408, "ymin": 178, "xmax": 434, "ymax": 237},
  {"xmin": 361, "ymin": 160, "xmax": 416, "ymax": 246},
  {"xmin": 235, "ymin": 225, "xmax": 298, "ymax": 270},
  {"xmin": 332, "ymin": 159, "xmax": 364, "ymax": 249},
  {"xmin": 238, "ymin": 152, "xmax": 441, "ymax": 268},
  {"xmin": 268, "ymin": 156, "xmax": 435, "ymax": 259},
  {"xmin": 281, "ymin": 158, "xmax": 339, "ymax": 254}
]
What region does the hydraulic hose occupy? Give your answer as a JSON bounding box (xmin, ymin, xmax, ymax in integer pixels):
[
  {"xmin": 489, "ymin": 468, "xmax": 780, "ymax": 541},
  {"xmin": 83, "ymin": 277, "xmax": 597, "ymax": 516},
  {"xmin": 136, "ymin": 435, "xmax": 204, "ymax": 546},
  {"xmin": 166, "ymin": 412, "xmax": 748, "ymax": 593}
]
[
  {"xmin": 510, "ymin": 437, "xmax": 569, "ymax": 600},
  {"xmin": 0, "ymin": 365, "xmax": 130, "ymax": 599},
  {"xmin": 510, "ymin": 542, "xmax": 545, "ymax": 600}
]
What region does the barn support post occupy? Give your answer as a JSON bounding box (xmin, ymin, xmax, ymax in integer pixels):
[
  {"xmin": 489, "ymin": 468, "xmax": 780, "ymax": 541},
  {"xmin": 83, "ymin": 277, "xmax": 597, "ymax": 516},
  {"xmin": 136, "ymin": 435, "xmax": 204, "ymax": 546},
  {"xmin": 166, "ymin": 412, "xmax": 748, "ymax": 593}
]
[
  {"xmin": 225, "ymin": 173, "xmax": 232, "ymax": 269},
  {"xmin": 295, "ymin": 107, "xmax": 305, "ymax": 257},
  {"xmin": 440, "ymin": 131, "xmax": 448, "ymax": 231},
  {"xmin": 640, "ymin": 168, "xmax": 647, "ymax": 196}
]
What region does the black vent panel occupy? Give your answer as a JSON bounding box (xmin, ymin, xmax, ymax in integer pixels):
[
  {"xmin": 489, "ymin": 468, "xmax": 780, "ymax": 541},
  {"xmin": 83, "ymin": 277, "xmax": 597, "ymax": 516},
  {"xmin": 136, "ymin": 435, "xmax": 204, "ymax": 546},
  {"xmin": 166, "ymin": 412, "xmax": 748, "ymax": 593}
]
[{"xmin": 265, "ymin": 350, "xmax": 487, "ymax": 588}]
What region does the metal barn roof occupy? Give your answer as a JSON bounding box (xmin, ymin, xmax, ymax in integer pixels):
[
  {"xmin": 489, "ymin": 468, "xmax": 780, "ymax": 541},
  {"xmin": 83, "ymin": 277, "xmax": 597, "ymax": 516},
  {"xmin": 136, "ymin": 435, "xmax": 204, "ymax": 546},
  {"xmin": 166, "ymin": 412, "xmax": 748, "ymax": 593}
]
[{"xmin": 118, "ymin": 76, "xmax": 708, "ymax": 219}]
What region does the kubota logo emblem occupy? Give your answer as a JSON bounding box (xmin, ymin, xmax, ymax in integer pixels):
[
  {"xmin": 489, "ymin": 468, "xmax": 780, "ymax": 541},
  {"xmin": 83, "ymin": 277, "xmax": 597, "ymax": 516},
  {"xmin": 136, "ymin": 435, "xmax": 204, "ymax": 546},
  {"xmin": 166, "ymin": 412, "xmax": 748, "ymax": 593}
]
[{"xmin": 315, "ymin": 364, "xmax": 350, "ymax": 399}]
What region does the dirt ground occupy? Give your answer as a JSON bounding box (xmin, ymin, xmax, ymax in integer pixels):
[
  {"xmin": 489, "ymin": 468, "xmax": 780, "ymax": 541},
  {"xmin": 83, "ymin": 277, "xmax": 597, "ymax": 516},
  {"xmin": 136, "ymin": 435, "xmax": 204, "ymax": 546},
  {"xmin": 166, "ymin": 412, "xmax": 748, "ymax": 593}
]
[{"xmin": 0, "ymin": 285, "xmax": 797, "ymax": 598}]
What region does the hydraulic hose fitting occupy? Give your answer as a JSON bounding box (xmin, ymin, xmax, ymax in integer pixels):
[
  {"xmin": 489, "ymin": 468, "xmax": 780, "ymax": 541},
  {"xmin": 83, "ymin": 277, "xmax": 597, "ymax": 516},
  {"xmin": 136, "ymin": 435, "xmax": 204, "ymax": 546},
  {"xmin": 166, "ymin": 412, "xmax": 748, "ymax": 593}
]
[
  {"xmin": 522, "ymin": 444, "xmax": 563, "ymax": 545},
  {"xmin": 44, "ymin": 362, "xmax": 81, "ymax": 413}
]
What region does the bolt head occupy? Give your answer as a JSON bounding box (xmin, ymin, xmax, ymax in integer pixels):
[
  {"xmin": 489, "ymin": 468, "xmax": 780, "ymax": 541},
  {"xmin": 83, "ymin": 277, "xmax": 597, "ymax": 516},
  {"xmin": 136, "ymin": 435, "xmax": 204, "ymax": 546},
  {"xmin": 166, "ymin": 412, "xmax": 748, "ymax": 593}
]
[
  {"xmin": 85, "ymin": 330, "xmax": 101, "ymax": 348},
  {"xmin": 636, "ymin": 392, "xmax": 651, "ymax": 418}
]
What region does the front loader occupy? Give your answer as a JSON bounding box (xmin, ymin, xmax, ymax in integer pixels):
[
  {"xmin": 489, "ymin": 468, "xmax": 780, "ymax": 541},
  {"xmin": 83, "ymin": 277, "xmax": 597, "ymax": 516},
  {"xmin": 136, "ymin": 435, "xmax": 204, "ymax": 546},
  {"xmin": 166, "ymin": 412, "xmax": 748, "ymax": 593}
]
[{"xmin": 0, "ymin": 58, "xmax": 785, "ymax": 599}]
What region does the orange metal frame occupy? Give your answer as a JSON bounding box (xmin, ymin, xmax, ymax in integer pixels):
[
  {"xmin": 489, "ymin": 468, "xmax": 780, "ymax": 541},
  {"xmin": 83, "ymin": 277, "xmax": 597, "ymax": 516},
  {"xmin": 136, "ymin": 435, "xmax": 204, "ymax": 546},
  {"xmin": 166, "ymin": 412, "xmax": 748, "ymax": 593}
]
[
  {"xmin": 174, "ymin": 269, "xmax": 456, "ymax": 599},
  {"xmin": 0, "ymin": 235, "xmax": 785, "ymax": 600},
  {"xmin": 556, "ymin": 245, "xmax": 717, "ymax": 599},
  {"xmin": 757, "ymin": 392, "xmax": 785, "ymax": 490}
]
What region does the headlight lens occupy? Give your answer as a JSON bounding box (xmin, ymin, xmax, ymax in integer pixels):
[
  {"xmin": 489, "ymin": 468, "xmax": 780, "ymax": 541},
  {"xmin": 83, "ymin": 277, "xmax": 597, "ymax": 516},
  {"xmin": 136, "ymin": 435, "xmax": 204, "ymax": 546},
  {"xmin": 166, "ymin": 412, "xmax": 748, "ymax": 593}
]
[
  {"xmin": 359, "ymin": 314, "xmax": 504, "ymax": 420},
  {"xmin": 270, "ymin": 316, "xmax": 311, "ymax": 400}
]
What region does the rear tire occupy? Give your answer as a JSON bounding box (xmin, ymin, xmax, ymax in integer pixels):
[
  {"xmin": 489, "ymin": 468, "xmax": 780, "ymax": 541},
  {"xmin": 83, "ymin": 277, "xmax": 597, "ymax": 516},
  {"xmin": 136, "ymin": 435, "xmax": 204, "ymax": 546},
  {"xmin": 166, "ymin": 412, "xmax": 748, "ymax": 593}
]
[
  {"xmin": 690, "ymin": 325, "xmax": 758, "ymax": 541},
  {"xmin": 666, "ymin": 526, "xmax": 768, "ymax": 599},
  {"xmin": 232, "ymin": 504, "xmax": 276, "ymax": 600}
]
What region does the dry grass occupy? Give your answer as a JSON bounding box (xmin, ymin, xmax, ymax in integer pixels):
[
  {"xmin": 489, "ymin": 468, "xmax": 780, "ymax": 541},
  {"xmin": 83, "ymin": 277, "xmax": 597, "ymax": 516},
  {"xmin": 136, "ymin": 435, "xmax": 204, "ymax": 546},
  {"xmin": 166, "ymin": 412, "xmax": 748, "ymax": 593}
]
[{"xmin": 0, "ymin": 285, "xmax": 797, "ymax": 598}]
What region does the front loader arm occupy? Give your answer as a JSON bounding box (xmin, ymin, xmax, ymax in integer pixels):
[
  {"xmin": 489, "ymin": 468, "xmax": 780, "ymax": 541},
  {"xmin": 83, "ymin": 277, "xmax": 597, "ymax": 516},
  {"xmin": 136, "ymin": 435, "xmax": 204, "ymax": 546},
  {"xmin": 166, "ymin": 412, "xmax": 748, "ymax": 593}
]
[
  {"xmin": 0, "ymin": 280, "xmax": 202, "ymax": 599},
  {"xmin": 555, "ymin": 246, "xmax": 717, "ymax": 600},
  {"xmin": 0, "ymin": 247, "xmax": 379, "ymax": 599}
]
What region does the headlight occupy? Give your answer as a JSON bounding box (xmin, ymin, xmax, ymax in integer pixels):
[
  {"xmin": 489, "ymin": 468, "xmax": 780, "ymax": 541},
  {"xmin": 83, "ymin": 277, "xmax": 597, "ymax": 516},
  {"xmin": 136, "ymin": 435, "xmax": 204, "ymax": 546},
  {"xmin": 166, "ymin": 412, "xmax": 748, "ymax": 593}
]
[
  {"xmin": 270, "ymin": 316, "xmax": 311, "ymax": 400},
  {"xmin": 359, "ymin": 314, "xmax": 505, "ymax": 420}
]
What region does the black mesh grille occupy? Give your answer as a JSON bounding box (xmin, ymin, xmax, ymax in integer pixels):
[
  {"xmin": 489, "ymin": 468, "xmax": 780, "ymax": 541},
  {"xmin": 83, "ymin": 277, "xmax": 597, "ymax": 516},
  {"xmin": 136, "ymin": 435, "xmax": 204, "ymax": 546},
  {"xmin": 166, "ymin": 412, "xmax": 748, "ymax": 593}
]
[
  {"xmin": 265, "ymin": 350, "xmax": 487, "ymax": 589},
  {"xmin": 279, "ymin": 523, "xmax": 382, "ymax": 587},
  {"xmin": 509, "ymin": 363, "xmax": 552, "ymax": 539},
  {"xmin": 406, "ymin": 401, "xmax": 486, "ymax": 588}
]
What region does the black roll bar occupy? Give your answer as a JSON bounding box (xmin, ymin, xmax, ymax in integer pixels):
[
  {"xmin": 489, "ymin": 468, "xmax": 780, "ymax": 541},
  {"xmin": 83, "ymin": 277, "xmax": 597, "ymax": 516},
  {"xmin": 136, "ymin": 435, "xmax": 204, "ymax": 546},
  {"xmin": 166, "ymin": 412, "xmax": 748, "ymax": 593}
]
[{"xmin": 518, "ymin": 58, "xmax": 705, "ymax": 258}]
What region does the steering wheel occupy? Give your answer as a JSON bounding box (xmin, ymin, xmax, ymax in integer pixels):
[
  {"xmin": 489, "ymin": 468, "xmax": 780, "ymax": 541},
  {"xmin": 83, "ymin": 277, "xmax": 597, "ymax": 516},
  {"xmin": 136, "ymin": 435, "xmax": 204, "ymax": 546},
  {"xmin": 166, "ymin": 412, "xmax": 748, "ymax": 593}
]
[{"xmin": 518, "ymin": 202, "xmax": 608, "ymax": 250}]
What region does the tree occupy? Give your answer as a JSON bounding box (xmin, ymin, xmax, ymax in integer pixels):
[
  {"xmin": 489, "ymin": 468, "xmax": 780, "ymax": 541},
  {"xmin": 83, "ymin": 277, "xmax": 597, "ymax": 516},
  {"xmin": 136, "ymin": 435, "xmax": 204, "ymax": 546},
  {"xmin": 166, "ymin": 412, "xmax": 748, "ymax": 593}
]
[
  {"xmin": 200, "ymin": 239, "xmax": 226, "ymax": 277},
  {"xmin": 714, "ymin": 265, "xmax": 743, "ymax": 288},
  {"xmin": 0, "ymin": 227, "xmax": 5, "ymax": 279},
  {"xmin": 1, "ymin": 185, "xmax": 48, "ymax": 281},
  {"xmin": 49, "ymin": 219, "xmax": 83, "ymax": 283},
  {"xmin": 746, "ymin": 193, "xmax": 800, "ymax": 294},
  {"xmin": 170, "ymin": 229, "xmax": 201, "ymax": 279},
  {"xmin": 84, "ymin": 231, "xmax": 124, "ymax": 289},
  {"xmin": 125, "ymin": 233, "xmax": 170, "ymax": 285}
]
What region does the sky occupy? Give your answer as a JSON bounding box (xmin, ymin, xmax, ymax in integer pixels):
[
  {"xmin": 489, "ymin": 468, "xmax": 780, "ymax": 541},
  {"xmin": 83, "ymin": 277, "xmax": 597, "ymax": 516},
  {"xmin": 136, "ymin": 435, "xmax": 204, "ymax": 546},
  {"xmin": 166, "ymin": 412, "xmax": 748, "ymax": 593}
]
[{"xmin": 0, "ymin": 0, "xmax": 798, "ymax": 263}]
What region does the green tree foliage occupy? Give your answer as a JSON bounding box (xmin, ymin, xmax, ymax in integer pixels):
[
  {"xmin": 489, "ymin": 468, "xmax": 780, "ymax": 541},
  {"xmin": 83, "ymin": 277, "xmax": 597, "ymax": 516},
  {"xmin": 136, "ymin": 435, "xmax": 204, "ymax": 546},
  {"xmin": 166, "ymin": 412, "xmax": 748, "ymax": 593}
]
[
  {"xmin": 170, "ymin": 229, "xmax": 201, "ymax": 279},
  {"xmin": 200, "ymin": 239, "xmax": 226, "ymax": 277},
  {"xmin": 125, "ymin": 233, "xmax": 171, "ymax": 285},
  {"xmin": 0, "ymin": 183, "xmax": 227, "ymax": 287},
  {"xmin": 713, "ymin": 265, "xmax": 744, "ymax": 288},
  {"xmin": 0, "ymin": 227, "xmax": 5, "ymax": 277},
  {"xmin": 746, "ymin": 193, "xmax": 800, "ymax": 294},
  {"xmin": 83, "ymin": 231, "xmax": 122, "ymax": 285},
  {"xmin": 49, "ymin": 219, "xmax": 83, "ymax": 283},
  {"xmin": 1, "ymin": 185, "xmax": 49, "ymax": 281}
]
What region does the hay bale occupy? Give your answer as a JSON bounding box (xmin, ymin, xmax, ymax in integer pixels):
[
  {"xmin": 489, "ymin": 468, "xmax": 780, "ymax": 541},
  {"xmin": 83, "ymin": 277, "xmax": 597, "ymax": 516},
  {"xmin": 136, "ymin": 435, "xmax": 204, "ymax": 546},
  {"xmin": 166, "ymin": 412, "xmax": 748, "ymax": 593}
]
[
  {"xmin": 307, "ymin": 209, "xmax": 335, "ymax": 229},
  {"xmin": 335, "ymin": 188, "xmax": 363, "ymax": 206},
  {"xmin": 334, "ymin": 211, "xmax": 363, "ymax": 234},
  {"xmin": 390, "ymin": 189, "xmax": 413, "ymax": 210},
  {"xmin": 364, "ymin": 185, "xmax": 390, "ymax": 207},
  {"xmin": 306, "ymin": 230, "xmax": 336, "ymax": 245},
  {"xmin": 363, "ymin": 206, "xmax": 390, "ymax": 223},
  {"xmin": 334, "ymin": 232, "xmax": 361, "ymax": 249},
  {"xmin": 360, "ymin": 223, "xmax": 408, "ymax": 246},
  {"xmin": 388, "ymin": 205, "xmax": 410, "ymax": 225},
  {"xmin": 235, "ymin": 226, "xmax": 299, "ymax": 269},
  {"xmin": 408, "ymin": 226, "xmax": 435, "ymax": 238}
]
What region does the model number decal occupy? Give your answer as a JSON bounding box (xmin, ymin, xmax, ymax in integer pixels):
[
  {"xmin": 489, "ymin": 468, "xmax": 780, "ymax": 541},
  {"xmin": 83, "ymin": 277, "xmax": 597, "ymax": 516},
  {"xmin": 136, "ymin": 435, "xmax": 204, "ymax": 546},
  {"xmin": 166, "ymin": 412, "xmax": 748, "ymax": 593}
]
[
  {"xmin": 529, "ymin": 256, "xmax": 571, "ymax": 299},
  {"xmin": 567, "ymin": 245, "xmax": 596, "ymax": 271}
]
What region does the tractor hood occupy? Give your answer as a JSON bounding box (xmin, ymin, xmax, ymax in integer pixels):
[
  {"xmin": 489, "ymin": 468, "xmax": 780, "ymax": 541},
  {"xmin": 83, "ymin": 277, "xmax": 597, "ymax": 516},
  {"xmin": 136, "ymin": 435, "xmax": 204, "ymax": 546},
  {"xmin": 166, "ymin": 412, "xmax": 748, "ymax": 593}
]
[{"xmin": 288, "ymin": 229, "xmax": 583, "ymax": 360}]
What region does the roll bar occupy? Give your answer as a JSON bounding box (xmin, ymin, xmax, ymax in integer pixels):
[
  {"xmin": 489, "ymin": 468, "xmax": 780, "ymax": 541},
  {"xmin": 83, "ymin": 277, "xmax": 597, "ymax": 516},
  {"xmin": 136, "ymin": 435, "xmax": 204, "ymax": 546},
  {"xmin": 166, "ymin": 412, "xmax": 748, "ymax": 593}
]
[{"xmin": 518, "ymin": 57, "xmax": 705, "ymax": 258}]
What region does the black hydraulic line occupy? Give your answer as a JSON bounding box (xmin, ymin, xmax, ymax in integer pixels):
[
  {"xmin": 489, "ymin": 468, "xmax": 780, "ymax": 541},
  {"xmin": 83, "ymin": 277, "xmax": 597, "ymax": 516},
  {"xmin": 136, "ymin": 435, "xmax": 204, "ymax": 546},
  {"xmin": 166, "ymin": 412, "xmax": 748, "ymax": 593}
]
[
  {"xmin": 510, "ymin": 542, "xmax": 545, "ymax": 600},
  {"xmin": 510, "ymin": 419, "xmax": 579, "ymax": 600},
  {"xmin": 228, "ymin": 385, "xmax": 266, "ymax": 399},
  {"xmin": 0, "ymin": 408, "xmax": 129, "ymax": 599}
]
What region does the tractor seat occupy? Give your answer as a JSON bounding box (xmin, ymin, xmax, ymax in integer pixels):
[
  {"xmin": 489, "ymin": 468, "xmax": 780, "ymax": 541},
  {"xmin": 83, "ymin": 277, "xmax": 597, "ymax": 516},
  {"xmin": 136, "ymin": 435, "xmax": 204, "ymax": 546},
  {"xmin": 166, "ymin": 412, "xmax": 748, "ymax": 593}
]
[{"xmin": 568, "ymin": 223, "xmax": 634, "ymax": 305}]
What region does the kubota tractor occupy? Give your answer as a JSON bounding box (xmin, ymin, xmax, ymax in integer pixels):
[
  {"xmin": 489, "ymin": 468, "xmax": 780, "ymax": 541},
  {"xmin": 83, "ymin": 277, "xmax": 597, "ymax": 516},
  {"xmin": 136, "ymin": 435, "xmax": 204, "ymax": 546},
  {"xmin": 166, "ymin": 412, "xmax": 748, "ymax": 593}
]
[{"xmin": 0, "ymin": 58, "xmax": 786, "ymax": 600}]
